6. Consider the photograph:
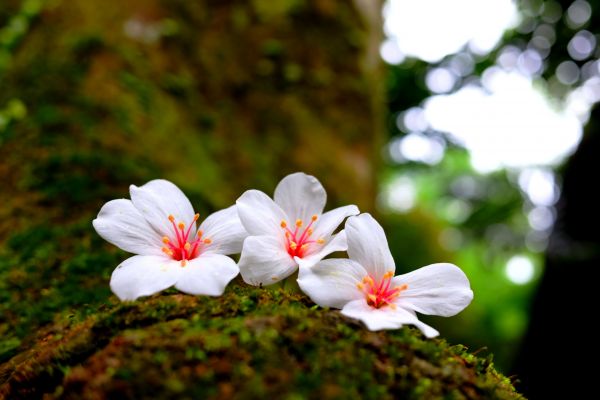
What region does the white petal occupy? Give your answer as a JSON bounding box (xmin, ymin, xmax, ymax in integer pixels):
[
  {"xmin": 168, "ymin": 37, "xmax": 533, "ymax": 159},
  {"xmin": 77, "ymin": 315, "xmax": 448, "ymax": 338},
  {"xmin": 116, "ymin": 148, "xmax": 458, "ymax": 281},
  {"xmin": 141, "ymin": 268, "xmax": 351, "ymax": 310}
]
[
  {"xmin": 93, "ymin": 199, "xmax": 163, "ymax": 255},
  {"xmin": 130, "ymin": 179, "xmax": 196, "ymax": 237},
  {"xmin": 313, "ymin": 204, "xmax": 360, "ymax": 238},
  {"xmin": 236, "ymin": 190, "xmax": 288, "ymax": 236},
  {"xmin": 411, "ymin": 319, "xmax": 439, "ymax": 338},
  {"xmin": 273, "ymin": 172, "xmax": 326, "ymax": 223},
  {"xmin": 297, "ymin": 258, "xmax": 366, "ymax": 309},
  {"xmin": 199, "ymin": 205, "xmax": 248, "ymax": 255},
  {"xmin": 341, "ymin": 299, "xmax": 440, "ymax": 337},
  {"xmin": 175, "ymin": 254, "xmax": 239, "ymax": 296},
  {"xmin": 110, "ymin": 255, "xmax": 182, "ymax": 301},
  {"xmin": 392, "ymin": 263, "xmax": 473, "ymax": 317},
  {"xmin": 296, "ymin": 230, "xmax": 349, "ymax": 269},
  {"xmin": 238, "ymin": 235, "xmax": 297, "ymax": 286},
  {"xmin": 346, "ymin": 214, "xmax": 395, "ymax": 281}
]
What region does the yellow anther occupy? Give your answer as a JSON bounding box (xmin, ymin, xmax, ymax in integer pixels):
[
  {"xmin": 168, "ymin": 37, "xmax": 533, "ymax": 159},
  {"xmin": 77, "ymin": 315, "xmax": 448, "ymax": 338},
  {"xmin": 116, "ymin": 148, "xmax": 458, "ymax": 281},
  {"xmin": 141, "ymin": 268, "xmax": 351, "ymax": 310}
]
[
  {"xmin": 197, "ymin": 230, "xmax": 203, "ymax": 238},
  {"xmin": 398, "ymin": 283, "xmax": 408, "ymax": 291},
  {"xmin": 307, "ymin": 228, "xmax": 313, "ymax": 236},
  {"xmin": 203, "ymin": 238, "xmax": 212, "ymax": 244},
  {"xmin": 290, "ymin": 242, "xmax": 298, "ymax": 250},
  {"xmin": 181, "ymin": 260, "xmax": 187, "ymax": 267},
  {"xmin": 184, "ymin": 243, "xmax": 191, "ymax": 250},
  {"xmin": 162, "ymin": 236, "xmax": 170, "ymax": 244},
  {"xmin": 311, "ymin": 215, "xmax": 318, "ymax": 222},
  {"xmin": 317, "ymin": 238, "xmax": 325, "ymax": 244},
  {"xmin": 384, "ymin": 271, "xmax": 394, "ymax": 279},
  {"xmin": 300, "ymin": 244, "xmax": 309, "ymax": 251},
  {"xmin": 363, "ymin": 276, "xmax": 374, "ymax": 286},
  {"xmin": 367, "ymin": 294, "xmax": 377, "ymax": 303},
  {"xmin": 178, "ymin": 222, "xmax": 185, "ymax": 230},
  {"xmin": 168, "ymin": 215, "xmax": 175, "ymax": 222},
  {"xmin": 162, "ymin": 247, "xmax": 173, "ymax": 256},
  {"xmin": 193, "ymin": 213, "xmax": 200, "ymax": 221},
  {"xmin": 356, "ymin": 282, "xmax": 364, "ymax": 290},
  {"xmin": 295, "ymin": 219, "xmax": 303, "ymax": 227},
  {"xmin": 280, "ymin": 220, "xmax": 287, "ymax": 228},
  {"xmin": 389, "ymin": 303, "xmax": 397, "ymax": 310}
]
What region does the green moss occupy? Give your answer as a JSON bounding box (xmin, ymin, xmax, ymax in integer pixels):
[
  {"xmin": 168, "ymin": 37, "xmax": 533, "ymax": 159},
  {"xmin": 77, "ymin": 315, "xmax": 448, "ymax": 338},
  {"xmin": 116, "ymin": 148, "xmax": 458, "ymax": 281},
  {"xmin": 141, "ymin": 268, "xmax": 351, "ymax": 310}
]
[{"xmin": 0, "ymin": 285, "xmax": 522, "ymax": 399}]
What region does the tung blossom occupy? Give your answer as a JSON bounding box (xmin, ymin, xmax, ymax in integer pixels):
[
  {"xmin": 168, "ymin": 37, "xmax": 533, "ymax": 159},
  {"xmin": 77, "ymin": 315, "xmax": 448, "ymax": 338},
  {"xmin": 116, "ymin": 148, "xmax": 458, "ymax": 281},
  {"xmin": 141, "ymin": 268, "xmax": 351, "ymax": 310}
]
[
  {"xmin": 237, "ymin": 172, "xmax": 359, "ymax": 286},
  {"xmin": 93, "ymin": 179, "xmax": 247, "ymax": 301},
  {"xmin": 298, "ymin": 213, "xmax": 473, "ymax": 337}
]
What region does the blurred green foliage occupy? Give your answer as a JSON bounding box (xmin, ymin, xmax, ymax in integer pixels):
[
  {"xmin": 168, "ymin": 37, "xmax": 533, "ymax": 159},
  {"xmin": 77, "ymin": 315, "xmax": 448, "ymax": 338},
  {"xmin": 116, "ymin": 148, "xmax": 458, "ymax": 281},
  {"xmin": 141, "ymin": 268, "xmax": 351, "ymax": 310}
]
[{"xmin": 381, "ymin": 0, "xmax": 600, "ymax": 373}]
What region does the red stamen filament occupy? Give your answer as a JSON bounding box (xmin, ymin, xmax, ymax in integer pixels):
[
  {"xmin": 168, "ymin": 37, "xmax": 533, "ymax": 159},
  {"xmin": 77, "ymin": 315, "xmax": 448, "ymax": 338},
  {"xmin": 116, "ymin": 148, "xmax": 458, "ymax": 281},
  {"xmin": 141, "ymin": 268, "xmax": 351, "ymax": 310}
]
[
  {"xmin": 281, "ymin": 215, "xmax": 323, "ymax": 258},
  {"xmin": 162, "ymin": 213, "xmax": 209, "ymax": 267},
  {"xmin": 357, "ymin": 271, "xmax": 408, "ymax": 309}
]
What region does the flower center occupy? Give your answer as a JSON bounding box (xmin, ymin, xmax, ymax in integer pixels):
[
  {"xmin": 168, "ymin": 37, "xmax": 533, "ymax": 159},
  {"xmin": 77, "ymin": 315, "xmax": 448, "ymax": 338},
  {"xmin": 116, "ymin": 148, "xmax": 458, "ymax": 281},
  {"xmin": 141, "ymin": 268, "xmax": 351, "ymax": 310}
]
[
  {"xmin": 161, "ymin": 214, "xmax": 212, "ymax": 267},
  {"xmin": 357, "ymin": 271, "xmax": 408, "ymax": 309},
  {"xmin": 280, "ymin": 215, "xmax": 325, "ymax": 258}
]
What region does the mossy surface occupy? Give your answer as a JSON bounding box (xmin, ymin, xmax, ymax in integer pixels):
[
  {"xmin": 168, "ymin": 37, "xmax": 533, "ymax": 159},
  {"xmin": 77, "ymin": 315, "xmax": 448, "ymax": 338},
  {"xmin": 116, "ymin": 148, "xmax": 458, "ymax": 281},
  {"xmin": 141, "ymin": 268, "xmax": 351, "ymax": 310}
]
[{"xmin": 1, "ymin": 284, "xmax": 521, "ymax": 399}]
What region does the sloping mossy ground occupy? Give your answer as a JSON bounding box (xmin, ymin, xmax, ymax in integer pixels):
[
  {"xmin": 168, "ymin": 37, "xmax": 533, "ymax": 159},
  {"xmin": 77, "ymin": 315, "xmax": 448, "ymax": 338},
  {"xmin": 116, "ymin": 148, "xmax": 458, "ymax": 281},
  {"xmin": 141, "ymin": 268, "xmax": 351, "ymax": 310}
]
[{"xmin": 0, "ymin": 284, "xmax": 522, "ymax": 399}]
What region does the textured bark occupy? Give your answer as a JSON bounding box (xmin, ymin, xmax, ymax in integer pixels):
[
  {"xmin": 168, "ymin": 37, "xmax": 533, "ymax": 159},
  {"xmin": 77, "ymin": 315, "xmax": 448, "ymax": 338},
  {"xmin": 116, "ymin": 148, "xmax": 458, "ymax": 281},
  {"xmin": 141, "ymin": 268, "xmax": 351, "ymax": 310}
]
[{"xmin": 1, "ymin": 0, "xmax": 382, "ymax": 220}]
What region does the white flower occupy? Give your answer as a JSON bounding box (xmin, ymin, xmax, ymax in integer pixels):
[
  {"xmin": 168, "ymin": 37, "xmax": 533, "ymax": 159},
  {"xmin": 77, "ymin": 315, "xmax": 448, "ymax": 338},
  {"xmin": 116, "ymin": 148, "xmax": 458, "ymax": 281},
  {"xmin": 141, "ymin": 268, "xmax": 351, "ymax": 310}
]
[
  {"xmin": 298, "ymin": 213, "xmax": 473, "ymax": 337},
  {"xmin": 236, "ymin": 172, "xmax": 359, "ymax": 286},
  {"xmin": 93, "ymin": 179, "xmax": 247, "ymax": 301}
]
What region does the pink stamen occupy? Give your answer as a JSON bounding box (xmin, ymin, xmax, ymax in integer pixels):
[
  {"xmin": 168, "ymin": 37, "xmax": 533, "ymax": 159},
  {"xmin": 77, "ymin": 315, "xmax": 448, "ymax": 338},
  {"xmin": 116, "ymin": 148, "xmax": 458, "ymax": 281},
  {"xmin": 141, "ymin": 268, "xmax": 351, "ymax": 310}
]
[
  {"xmin": 161, "ymin": 214, "xmax": 209, "ymax": 265},
  {"xmin": 168, "ymin": 215, "xmax": 183, "ymax": 244},
  {"xmin": 280, "ymin": 215, "xmax": 323, "ymax": 259},
  {"xmin": 358, "ymin": 272, "xmax": 407, "ymax": 309}
]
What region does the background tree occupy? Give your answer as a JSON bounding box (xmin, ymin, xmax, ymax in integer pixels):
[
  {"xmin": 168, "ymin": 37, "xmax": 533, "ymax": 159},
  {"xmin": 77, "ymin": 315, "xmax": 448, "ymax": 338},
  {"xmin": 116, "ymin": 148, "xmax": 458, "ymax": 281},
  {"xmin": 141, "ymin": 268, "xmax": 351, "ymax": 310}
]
[{"xmin": 381, "ymin": 0, "xmax": 600, "ymax": 397}]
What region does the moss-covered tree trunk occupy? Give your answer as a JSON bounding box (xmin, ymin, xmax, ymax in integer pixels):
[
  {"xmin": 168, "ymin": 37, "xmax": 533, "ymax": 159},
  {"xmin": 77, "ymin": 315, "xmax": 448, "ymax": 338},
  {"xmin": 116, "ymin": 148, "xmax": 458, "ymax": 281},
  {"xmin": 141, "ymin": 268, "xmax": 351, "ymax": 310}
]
[
  {"xmin": 0, "ymin": 1, "xmax": 522, "ymax": 398},
  {"xmin": 1, "ymin": 0, "xmax": 382, "ymax": 217}
]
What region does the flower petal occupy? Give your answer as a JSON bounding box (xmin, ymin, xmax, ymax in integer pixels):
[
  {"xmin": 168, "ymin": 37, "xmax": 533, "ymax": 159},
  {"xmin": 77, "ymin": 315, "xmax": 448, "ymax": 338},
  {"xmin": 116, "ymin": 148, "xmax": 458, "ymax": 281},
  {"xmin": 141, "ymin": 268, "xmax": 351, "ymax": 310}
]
[
  {"xmin": 341, "ymin": 299, "xmax": 440, "ymax": 337},
  {"xmin": 130, "ymin": 179, "xmax": 196, "ymax": 237},
  {"xmin": 313, "ymin": 204, "xmax": 360, "ymax": 239},
  {"xmin": 296, "ymin": 231, "xmax": 348, "ymax": 269},
  {"xmin": 93, "ymin": 199, "xmax": 163, "ymax": 255},
  {"xmin": 175, "ymin": 254, "xmax": 239, "ymax": 296},
  {"xmin": 297, "ymin": 258, "xmax": 366, "ymax": 309},
  {"xmin": 199, "ymin": 205, "xmax": 248, "ymax": 255},
  {"xmin": 273, "ymin": 172, "xmax": 327, "ymax": 223},
  {"xmin": 236, "ymin": 190, "xmax": 288, "ymax": 236},
  {"xmin": 238, "ymin": 235, "xmax": 297, "ymax": 286},
  {"xmin": 346, "ymin": 213, "xmax": 395, "ymax": 281},
  {"xmin": 392, "ymin": 263, "xmax": 473, "ymax": 317},
  {"xmin": 110, "ymin": 255, "xmax": 182, "ymax": 301}
]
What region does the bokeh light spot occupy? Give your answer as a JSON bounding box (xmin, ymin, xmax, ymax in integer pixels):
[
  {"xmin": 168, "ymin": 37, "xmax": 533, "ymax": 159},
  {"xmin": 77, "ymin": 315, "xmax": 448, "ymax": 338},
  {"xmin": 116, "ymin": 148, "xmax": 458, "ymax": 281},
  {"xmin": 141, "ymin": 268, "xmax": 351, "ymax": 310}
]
[
  {"xmin": 426, "ymin": 67, "xmax": 457, "ymax": 94},
  {"xmin": 566, "ymin": 0, "xmax": 592, "ymax": 29},
  {"xmin": 567, "ymin": 30, "xmax": 596, "ymax": 61},
  {"xmin": 518, "ymin": 168, "xmax": 558, "ymax": 206},
  {"xmin": 383, "ymin": 176, "xmax": 416, "ymax": 213},
  {"xmin": 505, "ymin": 255, "xmax": 535, "ymax": 285}
]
